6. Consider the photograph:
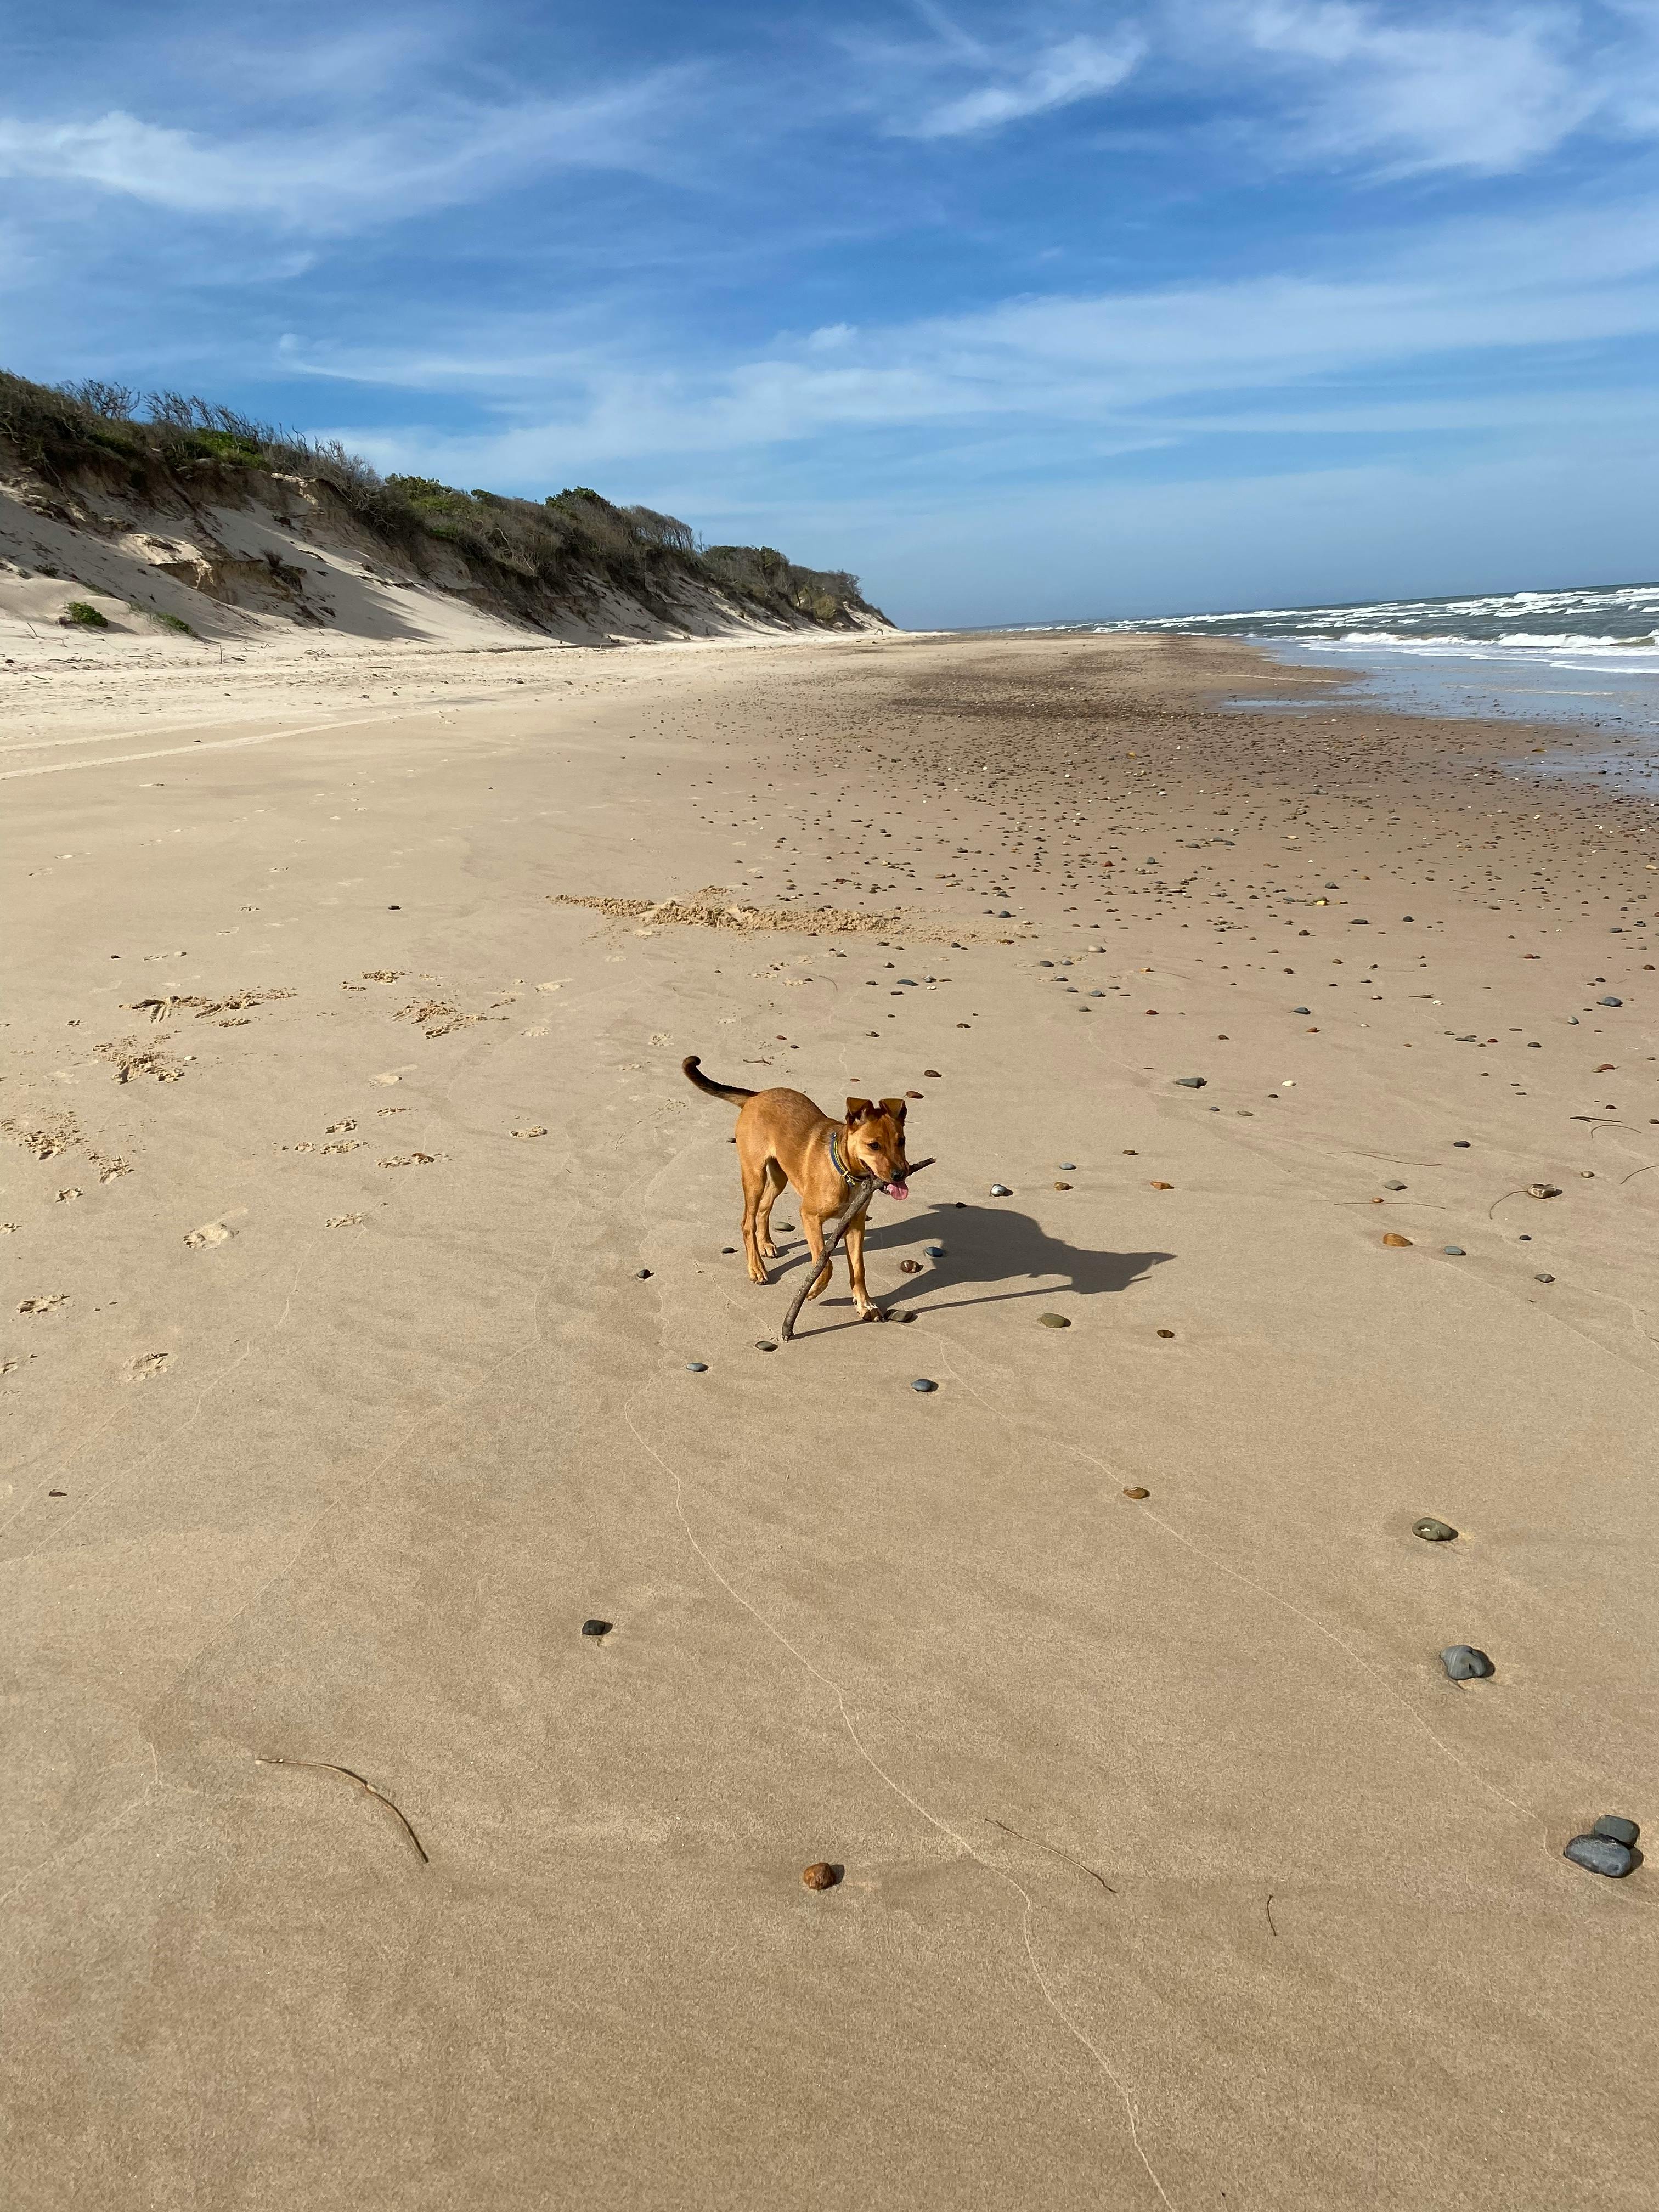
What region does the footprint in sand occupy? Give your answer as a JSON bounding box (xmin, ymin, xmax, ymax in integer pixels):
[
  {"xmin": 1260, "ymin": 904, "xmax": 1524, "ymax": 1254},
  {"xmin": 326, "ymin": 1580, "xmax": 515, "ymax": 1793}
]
[
  {"xmin": 326, "ymin": 1214, "xmax": 366, "ymax": 1229},
  {"xmin": 184, "ymin": 1221, "xmax": 235, "ymax": 1249},
  {"xmin": 127, "ymin": 1351, "xmax": 171, "ymax": 1381},
  {"xmin": 512, "ymin": 1126, "xmax": 548, "ymax": 1139},
  {"xmin": 18, "ymin": 1294, "xmax": 69, "ymax": 1316},
  {"xmin": 378, "ymin": 1153, "xmax": 437, "ymax": 1167}
]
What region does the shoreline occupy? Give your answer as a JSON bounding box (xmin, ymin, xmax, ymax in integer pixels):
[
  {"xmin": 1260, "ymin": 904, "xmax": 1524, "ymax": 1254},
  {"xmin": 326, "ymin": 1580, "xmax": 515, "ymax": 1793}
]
[{"xmin": 4, "ymin": 627, "xmax": 1656, "ymax": 2210}]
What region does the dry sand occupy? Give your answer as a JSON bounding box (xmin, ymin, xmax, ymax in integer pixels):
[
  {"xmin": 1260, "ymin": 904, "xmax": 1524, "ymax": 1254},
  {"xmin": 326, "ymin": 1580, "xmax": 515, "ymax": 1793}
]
[{"xmin": 3, "ymin": 627, "xmax": 1656, "ymax": 2209}]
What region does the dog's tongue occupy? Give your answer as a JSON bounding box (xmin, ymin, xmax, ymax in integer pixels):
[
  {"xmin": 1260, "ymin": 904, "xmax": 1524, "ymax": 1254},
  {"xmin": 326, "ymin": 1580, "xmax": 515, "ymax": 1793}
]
[{"xmin": 884, "ymin": 1180, "xmax": 910, "ymax": 1201}]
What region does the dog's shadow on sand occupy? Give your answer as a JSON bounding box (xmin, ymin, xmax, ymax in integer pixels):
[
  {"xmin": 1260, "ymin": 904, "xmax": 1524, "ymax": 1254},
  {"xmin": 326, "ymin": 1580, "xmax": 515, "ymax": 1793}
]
[{"xmin": 771, "ymin": 1201, "xmax": 1172, "ymax": 1324}]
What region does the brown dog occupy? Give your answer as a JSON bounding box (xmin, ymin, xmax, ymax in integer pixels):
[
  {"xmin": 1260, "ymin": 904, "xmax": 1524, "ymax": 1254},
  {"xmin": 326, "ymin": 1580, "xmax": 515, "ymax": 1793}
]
[{"xmin": 683, "ymin": 1057, "xmax": 912, "ymax": 1319}]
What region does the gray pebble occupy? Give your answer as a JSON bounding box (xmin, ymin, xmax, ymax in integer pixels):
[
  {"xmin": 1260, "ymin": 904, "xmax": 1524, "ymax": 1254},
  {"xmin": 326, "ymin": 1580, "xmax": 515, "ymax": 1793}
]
[
  {"xmin": 1039, "ymin": 959, "xmax": 1054, "ymax": 968},
  {"xmin": 1599, "ymin": 996, "xmax": 1623, "ymax": 1007},
  {"xmin": 1593, "ymin": 1814, "xmax": 1640, "ymax": 1847},
  {"xmin": 581, "ymin": 1618, "xmax": 612, "ymax": 1638},
  {"xmin": 1564, "ymin": 1834, "xmax": 1635, "ymax": 1878},
  {"xmin": 1039, "ymin": 1313, "xmax": 1071, "ymax": 1328},
  {"xmin": 1568, "ymin": 1016, "xmax": 1579, "ymax": 1025},
  {"xmin": 1441, "ymin": 1645, "xmax": 1494, "ymax": 1680},
  {"xmin": 755, "ymin": 1340, "xmax": 777, "ymax": 1352},
  {"xmin": 685, "ymin": 1361, "xmax": 708, "ymax": 1373},
  {"xmin": 990, "ymin": 1183, "xmax": 1012, "ymax": 1196},
  {"xmin": 1058, "ymin": 1163, "xmax": 1076, "ymax": 1170},
  {"xmin": 1453, "ymin": 1141, "xmax": 1471, "ymax": 1148},
  {"xmin": 1443, "ymin": 1245, "xmax": 1466, "ymax": 1256},
  {"xmin": 924, "ymin": 1243, "xmax": 945, "ymax": 1257},
  {"xmin": 1292, "ymin": 1005, "xmax": 1311, "ymax": 1014},
  {"xmin": 1175, "ymin": 1076, "xmax": 1207, "ymax": 1089},
  {"xmin": 1535, "ymin": 1272, "xmax": 1556, "ymax": 1283},
  {"xmin": 911, "ymin": 1377, "xmax": 937, "ymax": 1392},
  {"xmin": 1413, "ymin": 1518, "xmax": 1458, "ymax": 1542},
  {"xmin": 1384, "ymin": 1179, "xmax": 1407, "ymax": 1191}
]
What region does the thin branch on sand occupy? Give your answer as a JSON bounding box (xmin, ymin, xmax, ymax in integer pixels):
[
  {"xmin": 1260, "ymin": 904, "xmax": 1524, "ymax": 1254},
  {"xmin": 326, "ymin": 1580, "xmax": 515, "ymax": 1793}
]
[
  {"xmin": 984, "ymin": 1816, "xmax": 1118, "ymax": 1897},
  {"xmin": 255, "ymin": 1754, "xmax": 430, "ymax": 1864}
]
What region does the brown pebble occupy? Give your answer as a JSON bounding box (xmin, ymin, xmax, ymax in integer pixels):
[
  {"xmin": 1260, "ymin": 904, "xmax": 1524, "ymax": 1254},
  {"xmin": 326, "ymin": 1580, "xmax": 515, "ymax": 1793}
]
[
  {"xmin": 923, "ymin": 1069, "xmax": 941, "ymax": 1077},
  {"xmin": 802, "ymin": 1861, "xmax": 841, "ymax": 1890},
  {"xmin": 899, "ymin": 1259, "xmax": 923, "ymax": 1273},
  {"xmin": 1150, "ymin": 1180, "xmax": 1174, "ymax": 1190},
  {"xmin": 1122, "ymin": 1148, "xmax": 1138, "ymax": 1155},
  {"xmin": 1124, "ymin": 1486, "xmax": 1150, "ymax": 1499},
  {"xmin": 1156, "ymin": 1328, "xmax": 1175, "ymax": 1338},
  {"xmin": 1053, "ymin": 1180, "xmax": 1071, "ymax": 1189},
  {"xmin": 906, "ymin": 1088, "xmax": 923, "ymax": 1098},
  {"xmin": 1383, "ymin": 1232, "xmax": 1413, "ymax": 1248}
]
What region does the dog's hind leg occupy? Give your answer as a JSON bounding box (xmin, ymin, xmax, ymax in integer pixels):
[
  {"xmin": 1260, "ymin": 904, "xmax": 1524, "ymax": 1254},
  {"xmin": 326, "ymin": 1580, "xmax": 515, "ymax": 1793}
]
[
  {"xmin": 740, "ymin": 1153, "xmax": 773, "ymax": 1284},
  {"xmin": 754, "ymin": 1158, "xmax": 787, "ymax": 1259}
]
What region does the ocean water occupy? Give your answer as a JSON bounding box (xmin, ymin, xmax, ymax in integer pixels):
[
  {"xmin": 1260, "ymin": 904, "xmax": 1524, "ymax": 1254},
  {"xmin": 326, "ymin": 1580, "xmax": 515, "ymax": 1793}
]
[{"xmin": 1022, "ymin": 580, "xmax": 1659, "ymax": 740}]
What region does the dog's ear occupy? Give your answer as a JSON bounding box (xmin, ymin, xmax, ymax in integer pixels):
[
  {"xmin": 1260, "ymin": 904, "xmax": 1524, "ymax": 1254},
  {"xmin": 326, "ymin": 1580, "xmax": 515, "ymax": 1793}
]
[
  {"xmin": 878, "ymin": 1097, "xmax": 907, "ymax": 1124},
  {"xmin": 844, "ymin": 1096, "xmax": 875, "ymax": 1124}
]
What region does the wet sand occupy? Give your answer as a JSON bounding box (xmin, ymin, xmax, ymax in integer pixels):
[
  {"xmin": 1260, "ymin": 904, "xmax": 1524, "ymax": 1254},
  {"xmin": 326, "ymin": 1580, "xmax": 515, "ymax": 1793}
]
[{"xmin": 3, "ymin": 628, "xmax": 1656, "ymax": 2209}]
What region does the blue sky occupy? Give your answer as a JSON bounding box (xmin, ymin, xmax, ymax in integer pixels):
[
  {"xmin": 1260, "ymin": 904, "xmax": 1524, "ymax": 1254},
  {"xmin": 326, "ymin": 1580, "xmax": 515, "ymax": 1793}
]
[{"xmin": 2, "ymin": 1, "xmax": 1657, "ymax": 624}]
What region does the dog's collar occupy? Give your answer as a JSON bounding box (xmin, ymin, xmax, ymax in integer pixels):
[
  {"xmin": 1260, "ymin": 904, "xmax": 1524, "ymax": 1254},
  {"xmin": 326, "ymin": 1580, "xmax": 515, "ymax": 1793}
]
[{"xmin": 829, "ymin": 1127, "xmax": 859, "ymax": 1186}]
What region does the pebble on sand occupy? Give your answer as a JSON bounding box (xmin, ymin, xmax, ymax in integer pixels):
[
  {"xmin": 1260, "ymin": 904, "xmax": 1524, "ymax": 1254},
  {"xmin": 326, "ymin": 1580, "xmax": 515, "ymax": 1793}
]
[
  {"xmin": 924, "ymin": 1069, "xmax": 941, "ymax": 1078},
  {"xmin": 1175, "ymin": 1076, "xmax": 1207, "ymax": 1088},
  {"xmin": 755, "ymin": 1340, "xmax": 778, "ymax": 1351},
  {"xmin": 1053, "ymin": 1180, "xmax": 1072, "ymax": 1189},
  {"xmin": 911, "ymin": 1378, "xmax": 938, "ymax": 1392},
  {"xmin": 1535, "ymin": 1272, "xmax": 1556, "ymax": 1283},
  {"xmin": 1292, "ymin": 1006, "xmax": 1311, "ymax": 1014},
  {"xmin": 1593, "ymin": 1814, "xmax": 1641, "ymax": 1846},
  {"xmin": 1384, "ymin": 1180, "xmax": 1407, "ymax": 1191},
  {"xmin": 581, "ymin": 1618, "xmax": 612, "ymax": 1638},
  {"xmin": 1151, "ymin": 1180, "xmax": 1175, "ymax": 1190},
  {"xmin": 1443, "ymin": 1245, "xmax": 1466, "ymax": 1256},
  {"xmin": 990, "ymin": 1183, "xmax": 1012, "ymax": 1196},
  {"xmin": 802, "ymin": 1861, "xmax": 842, "ymax": 1890},
  {"xmin": 924, "ymin": 1243, "xmax": 945, "ymax": 1257},
  {"xmin": 1383, "ymin": 1232, "xmax": 1413, "ymax": 1248},
  {"xmin": 1039, "ymin": 1313, "xmax": 1070, "ymax": 1328},
  {"xmin": 1413, "ymin": 1517, "xmax": 1458, "ymax": 1542},
  {"xmin": 1123, "ymin": 1486, "xmax": 1150, "ymax": 1499},
  {"xmin": 636, "ymin": 1268, "xmax": 653, "ymax": 1278},
  {"xmin": 1599, "ymin": 996, "xmax": 1623, "ymax": 1007},
  {"xmin": 1058, "ymin": 1162, "xmax": 1076, "ymax": 1170},
  {"xmin": 1441, "ymin": 1645, "xmax": 1495, "ymax": 1680},
  {"xmin": 1527, "ymin": 1183, "xmax": 1561, "ymax": 1199},
  {"xmin": 1564, "ymin": 1835, "xmax": 1635, "ymax": 1878},
  {"xmin": 686, "ymin": 1361, "xmax": 708, "ymax": 1373},
  {"xmin": 900, "ymin": 1259, "xmax": 923, "ymax": 1273},
  {"xmin": 1156, "ymin": 1328, "xmax": 1176, "ymax": 1338},
  {"xmin": 1453, "ymin": 1140, "xmax": 1471, "ymax": 1148}
]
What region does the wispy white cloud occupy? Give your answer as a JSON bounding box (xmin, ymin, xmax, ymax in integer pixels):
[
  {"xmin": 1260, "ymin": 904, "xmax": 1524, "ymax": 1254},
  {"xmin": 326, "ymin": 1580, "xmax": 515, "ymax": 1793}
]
[
  {"xmin": 305, "ymin": 194, "xmax": 1659, "ymax": 484},
  {"xmin": 0, "ymin": 73, "xmax": 690, "ymax": 229},
  {"xmin": 1211, "ymin": 0, "xmax": 1600, "ymax": 174},
  {"xmin": 893, "ymin": 29, "xmax": 1146, "ymax": 139}
]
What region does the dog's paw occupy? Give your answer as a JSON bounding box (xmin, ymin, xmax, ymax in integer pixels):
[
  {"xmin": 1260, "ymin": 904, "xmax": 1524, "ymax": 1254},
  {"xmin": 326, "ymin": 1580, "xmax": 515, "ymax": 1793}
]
[{"xmin": 759, "ymin": 1242, "xmax": 781, "ymax": 1260}]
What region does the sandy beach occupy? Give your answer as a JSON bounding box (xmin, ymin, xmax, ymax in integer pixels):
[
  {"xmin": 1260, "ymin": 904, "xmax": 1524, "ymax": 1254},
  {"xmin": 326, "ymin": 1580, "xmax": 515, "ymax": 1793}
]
[{"xmin": 4, "ymin": 625, "xmax": 1656, "ymax": 2210}]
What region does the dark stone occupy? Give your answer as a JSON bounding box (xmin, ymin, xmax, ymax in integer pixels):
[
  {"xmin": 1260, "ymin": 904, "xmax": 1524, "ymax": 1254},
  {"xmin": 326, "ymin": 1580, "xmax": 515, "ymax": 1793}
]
[
  {"xmin": 1564, "ymin": 1834, "xmax": 1634, "ymax": 1878},
  {"xmin": 1599, "ymin": 996, "xmax": 1623, "ymax": 1007},
  {"xmin": 1593, "ymin": 1814, "xmax": 1640, "ymax": 1847},
  {"xmin": 1384, "ymin": 1179, "xmax": 1407, "ymax": 1191},
  {"xmin": 685, "ymin": 1361, "xmax": 708, "ymax": 1372},
  {"xmin": 1175, "ymin": 1076, "xmax": 1206, "ymax": 1088},
  {"xmin": 581, "ymin": 1618, "xmax": 612, "ymax": 1638},
  {"xmin": 1441, "ymin": 1645, "xmax": 1494, "ymax": 1680},
  {"xmin": 1453, "ymin": 1140, "xmax": 1471, "ymax": 1148},
  {"xmin": 1293, "ymin": 1005, "xmax": 1311, "ymax": 1014},
  {"xmin": 755, "ymin": 1340, "xmax": 778, "ymax": 1351},
  {"xmin": 911, "ymin": 1377, "xmax": 938, "ymax": 1392},
  {"xmin": 924, "ymin": 1243, "xmax": 945, "ymax": 1257},
  {"xmin": 636, "ymin": 1268, "xmax": 653, "ymax": 1278},
  {"xmin": 1413, "ymin": 1518, "xmax": 1458, "ymax": 1542},
  {"xmin": 1039, "ymin": 1313, "xmax": 1070, "ymax": 1328},
  {"xmin": 802, "ymin": 1861, "xmax": 843, "ymax": 1889},
  {"xmin": 1535, "ymin": 1272, "xmax": 1556, "ymax": 1283}
]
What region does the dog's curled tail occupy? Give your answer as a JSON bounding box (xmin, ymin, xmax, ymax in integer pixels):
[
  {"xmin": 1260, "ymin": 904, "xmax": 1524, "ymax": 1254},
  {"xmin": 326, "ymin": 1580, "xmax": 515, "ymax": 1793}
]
[{"xmin": 682, "ymin": 1054, "xmax": 756, "ymax": 1105}]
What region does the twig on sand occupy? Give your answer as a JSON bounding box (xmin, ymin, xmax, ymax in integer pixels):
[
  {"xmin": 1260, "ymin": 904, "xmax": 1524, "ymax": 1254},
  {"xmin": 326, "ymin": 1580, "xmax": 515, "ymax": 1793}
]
[
  {"xmin": 778, "ymin": 1156, "xmax": 936, "ymax": 1342},
  {"xmin": 984, "ymin": 1816, "xmax": 1117, "ymax": 1897},
  {"xmin": 255, "ymin": 1754, "xmax": 430, "ymax": 1864},
  {"xmin": 1266, "ymin": 1894, "xmax": 1279, "ymax": 1938}
]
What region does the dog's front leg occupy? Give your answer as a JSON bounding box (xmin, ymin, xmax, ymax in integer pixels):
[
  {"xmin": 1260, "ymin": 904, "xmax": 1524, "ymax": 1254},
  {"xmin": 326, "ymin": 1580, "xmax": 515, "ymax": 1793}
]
[
  {"xmin": 844, "ymin": 1212, "xmax": 878, "ymax": 1319},
  {"xmin": 801, "ymin": 1212, "xmax": 834, "ymax": 1302}
]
